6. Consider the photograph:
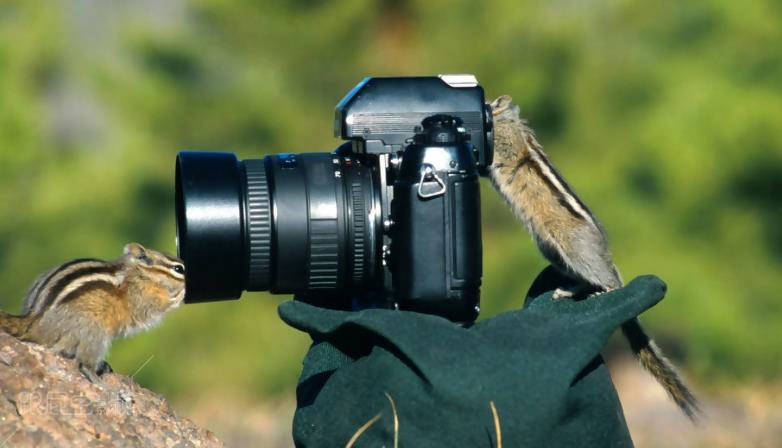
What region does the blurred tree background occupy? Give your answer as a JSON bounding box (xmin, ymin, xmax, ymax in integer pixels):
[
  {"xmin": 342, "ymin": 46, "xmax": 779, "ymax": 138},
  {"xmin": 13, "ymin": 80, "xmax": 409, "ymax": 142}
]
[{"xmin": 1, "ymin": 0, "xmax": 781, "ymax": 444}]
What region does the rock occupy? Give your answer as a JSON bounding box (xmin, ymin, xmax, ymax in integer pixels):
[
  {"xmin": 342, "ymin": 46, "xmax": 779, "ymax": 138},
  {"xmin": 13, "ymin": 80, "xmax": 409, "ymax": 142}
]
[{"xmin": 0, "ymin": 332, "xmax": 223, "ymax": 447}]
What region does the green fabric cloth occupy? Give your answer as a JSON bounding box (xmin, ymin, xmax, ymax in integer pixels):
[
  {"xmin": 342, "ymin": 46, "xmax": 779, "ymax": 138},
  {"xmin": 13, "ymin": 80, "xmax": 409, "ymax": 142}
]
[{"xmin": 279, "ymin": 267, "xmax": 668, "ymax": 447}]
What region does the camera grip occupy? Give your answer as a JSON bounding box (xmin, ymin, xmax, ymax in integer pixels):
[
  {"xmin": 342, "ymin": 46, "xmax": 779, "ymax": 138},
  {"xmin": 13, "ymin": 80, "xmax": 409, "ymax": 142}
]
[{"xmin": 391, "ymin": 171, "xmax": 481, "ymax": 322}]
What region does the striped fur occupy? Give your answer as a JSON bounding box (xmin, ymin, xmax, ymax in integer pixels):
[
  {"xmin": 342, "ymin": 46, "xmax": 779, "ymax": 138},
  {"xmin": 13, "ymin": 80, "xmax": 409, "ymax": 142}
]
[
  {"xmin": 58, "ymin": 280, "xmax": 119, "ymax": 305},
  {"xmin": 488, "ymin": 95, "xmax": 700, "ymax": 421},
  {"xmin": 24, "ymin": 260, "xmax": 122, "ymax": 316},
  {"xmin": 23, "ymin": 260, "xmax": 99, "ymax": 314},
  {"xmin": 525, "ymin": 138, "xmax": 599, "ymax": 228}
]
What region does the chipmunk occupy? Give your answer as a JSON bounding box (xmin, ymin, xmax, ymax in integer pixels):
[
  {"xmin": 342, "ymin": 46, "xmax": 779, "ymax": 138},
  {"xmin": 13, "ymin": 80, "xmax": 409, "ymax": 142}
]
[
  {"xmin": 0, "ymin": 243, "xmax": 185, "ymax": 383},
  {"xmin": 488, "ymin": 95, "xmax": 700, "ymax": 420}
]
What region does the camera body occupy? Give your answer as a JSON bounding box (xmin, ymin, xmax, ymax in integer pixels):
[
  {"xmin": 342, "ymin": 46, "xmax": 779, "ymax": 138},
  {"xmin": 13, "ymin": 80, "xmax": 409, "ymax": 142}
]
[{"xmin": 175, "ymin": 75, "xmax": 493, "ymax": 322}]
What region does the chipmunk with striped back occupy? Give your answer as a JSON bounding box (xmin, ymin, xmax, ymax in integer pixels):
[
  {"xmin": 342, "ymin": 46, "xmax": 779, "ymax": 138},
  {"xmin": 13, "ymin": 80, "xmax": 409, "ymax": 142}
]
[
  {"xmin": 488, "ymin": 95, "xmax": 700, "ymax": 420},
  {"xmin": 0, "ymin": 243, "xmax": 185, "ymax": 383}
]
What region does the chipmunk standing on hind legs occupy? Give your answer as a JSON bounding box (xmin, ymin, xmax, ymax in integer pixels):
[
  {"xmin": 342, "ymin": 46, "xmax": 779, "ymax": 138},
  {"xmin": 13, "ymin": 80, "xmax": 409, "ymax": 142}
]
[
  {"xmin": 488, "ymin": 95, "xmax": 700, "ymax": 420},
  {"xmin": 0, "ymin": 243, "xmax": 185, "ymax": 383}
]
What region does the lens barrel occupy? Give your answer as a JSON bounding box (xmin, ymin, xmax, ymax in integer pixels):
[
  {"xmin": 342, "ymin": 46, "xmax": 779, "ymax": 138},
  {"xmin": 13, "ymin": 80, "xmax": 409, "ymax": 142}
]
[
  {"xmin": 175, "ymin": 150, "xmax": 379, "ymax": 303},
  {"xmin": 175, "ymin": 152, "xmax": 248, "ymax": 301}
]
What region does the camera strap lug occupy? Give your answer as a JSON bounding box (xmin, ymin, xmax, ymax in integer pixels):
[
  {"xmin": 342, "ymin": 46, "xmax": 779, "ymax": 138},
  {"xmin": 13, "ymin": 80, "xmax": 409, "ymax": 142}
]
[{"xmin": 417, "ymin": 164, "xmax": 447, "ymax": 199}]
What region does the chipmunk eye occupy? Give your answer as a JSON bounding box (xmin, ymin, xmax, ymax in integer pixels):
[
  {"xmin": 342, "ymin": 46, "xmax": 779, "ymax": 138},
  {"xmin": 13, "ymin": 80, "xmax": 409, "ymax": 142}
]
[{"xmin": 173, "ymin": 264, "xmax": 185, "ymax": 274}]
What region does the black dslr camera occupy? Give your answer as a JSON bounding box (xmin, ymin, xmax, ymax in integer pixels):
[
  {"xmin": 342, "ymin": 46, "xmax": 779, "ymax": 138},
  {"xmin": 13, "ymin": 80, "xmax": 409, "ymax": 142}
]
[{"xmin": 175, "ymin": 75, "xmax": 493, "ymax": 322}]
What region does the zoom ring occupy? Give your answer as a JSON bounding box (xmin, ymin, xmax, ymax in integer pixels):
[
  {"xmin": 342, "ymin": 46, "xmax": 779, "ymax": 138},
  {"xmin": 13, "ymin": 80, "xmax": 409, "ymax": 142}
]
[
  {"xmin": 244, "ymin": 160, "xmax": 272, "ymax": 290},
  {"xmin": 308, "ymin": 219, "xmax": 339, "ymax": 289}
]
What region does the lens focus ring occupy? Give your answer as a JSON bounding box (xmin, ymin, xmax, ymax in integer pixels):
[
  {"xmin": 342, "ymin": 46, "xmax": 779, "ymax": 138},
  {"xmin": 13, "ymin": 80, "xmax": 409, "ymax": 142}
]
[
  {"xmin": 350, "ymin": 182, "xmax": 366, "ymax": 283},
  {"xmin": 244, "ymin": 160, "xmax": 272, "ymax": 290}
]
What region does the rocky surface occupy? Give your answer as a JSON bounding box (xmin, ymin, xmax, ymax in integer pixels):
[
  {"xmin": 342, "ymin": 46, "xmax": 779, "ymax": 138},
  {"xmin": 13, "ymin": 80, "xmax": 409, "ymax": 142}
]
[{"xmin": 0, "ymin": 331, "xmax": 223, "ymax": 447}]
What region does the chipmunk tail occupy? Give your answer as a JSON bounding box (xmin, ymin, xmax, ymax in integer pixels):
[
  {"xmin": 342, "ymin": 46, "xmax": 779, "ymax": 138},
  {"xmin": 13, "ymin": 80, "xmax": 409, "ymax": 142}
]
[
  {"xmin": 0, "ymin": 310, "xmax": 34, "ymax": 338},
  {"xmin": 621, "ymin": 318, "xmax": 702, "ymax": 422}
]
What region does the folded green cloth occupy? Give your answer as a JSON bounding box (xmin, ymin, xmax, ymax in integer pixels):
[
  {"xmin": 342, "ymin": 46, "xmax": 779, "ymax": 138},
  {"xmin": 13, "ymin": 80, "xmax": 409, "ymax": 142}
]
[{"xmin": 279, "ymin": 267, "xmax": 667, "ymax": 447}]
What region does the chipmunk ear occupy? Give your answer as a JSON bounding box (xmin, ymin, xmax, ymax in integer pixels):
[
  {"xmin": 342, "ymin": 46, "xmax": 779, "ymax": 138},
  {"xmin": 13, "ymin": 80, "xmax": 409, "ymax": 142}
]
[
  {"xmin": 490, "ymin": 95, "xmax": 522, "ymax": 122},
  {"xmin": 123, "ymin": 243, "xmax": 149, "ymax": 262},
  {"xmin": 490, "ymin": 95, "xmax": 513, "ymax": 111}
]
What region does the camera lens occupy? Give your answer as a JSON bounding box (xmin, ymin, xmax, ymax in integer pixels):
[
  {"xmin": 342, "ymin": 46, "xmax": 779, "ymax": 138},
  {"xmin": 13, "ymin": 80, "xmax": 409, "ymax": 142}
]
[{"xmin": 175, "ymin": 150, "xmax": 380, "ymax": 303}]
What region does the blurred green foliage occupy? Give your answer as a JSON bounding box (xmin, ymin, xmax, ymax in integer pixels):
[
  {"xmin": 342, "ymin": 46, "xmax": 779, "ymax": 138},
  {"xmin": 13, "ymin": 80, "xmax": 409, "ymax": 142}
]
[{"xmin": 0, "ymin": 0, "xmax": 781, "ymax": 403}]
